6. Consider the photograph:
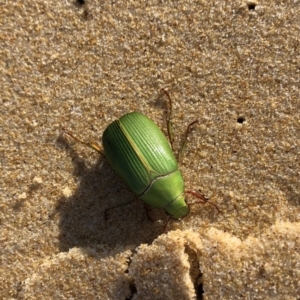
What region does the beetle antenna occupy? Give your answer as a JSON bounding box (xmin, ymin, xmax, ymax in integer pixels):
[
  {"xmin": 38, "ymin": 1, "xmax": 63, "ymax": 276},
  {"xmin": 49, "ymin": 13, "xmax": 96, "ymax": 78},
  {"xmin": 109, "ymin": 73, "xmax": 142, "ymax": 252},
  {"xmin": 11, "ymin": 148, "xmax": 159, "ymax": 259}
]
[
  {"xmin": 185, "ymin": 190, "xmax": 221, "ymax": 214},
  {"xmin": 62, "ymin": 127, "xmax": 105, "ymax": 156}
]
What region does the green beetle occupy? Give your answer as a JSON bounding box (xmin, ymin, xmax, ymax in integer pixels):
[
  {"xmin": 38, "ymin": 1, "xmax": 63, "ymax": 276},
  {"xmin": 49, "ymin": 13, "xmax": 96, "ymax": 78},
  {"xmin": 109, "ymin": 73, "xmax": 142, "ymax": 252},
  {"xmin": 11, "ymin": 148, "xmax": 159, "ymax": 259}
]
[
  {"xmin": 103, "ymin": 111, "xmax": 189, "ymax": 219},
  {"xmin": 64, "ymin": 90, "xmax": 219, "ymax": 224}
]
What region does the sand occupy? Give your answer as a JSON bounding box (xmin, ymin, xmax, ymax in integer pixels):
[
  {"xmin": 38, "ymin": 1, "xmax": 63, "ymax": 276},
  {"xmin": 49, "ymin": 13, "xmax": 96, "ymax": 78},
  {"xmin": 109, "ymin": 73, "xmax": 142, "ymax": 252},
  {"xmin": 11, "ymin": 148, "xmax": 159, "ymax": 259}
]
[{"xmin": 1, "ymin": 1, "xmax": 299, "ymax": 299}]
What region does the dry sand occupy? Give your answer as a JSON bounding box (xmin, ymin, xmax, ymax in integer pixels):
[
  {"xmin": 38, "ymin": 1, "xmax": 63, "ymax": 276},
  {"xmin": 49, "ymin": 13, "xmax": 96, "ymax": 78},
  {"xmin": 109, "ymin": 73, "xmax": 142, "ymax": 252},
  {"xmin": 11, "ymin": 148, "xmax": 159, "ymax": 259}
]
[{"xmin": 1, "ymin": 1, "xmax": 299, "ymax": 299}]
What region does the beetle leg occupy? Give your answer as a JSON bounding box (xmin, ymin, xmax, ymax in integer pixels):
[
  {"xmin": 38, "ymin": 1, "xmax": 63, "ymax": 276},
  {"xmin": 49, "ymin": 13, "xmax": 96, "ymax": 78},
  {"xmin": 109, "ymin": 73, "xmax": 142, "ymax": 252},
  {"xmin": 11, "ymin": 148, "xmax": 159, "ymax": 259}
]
[
  {"xmin": 143, "ymin": 204, "xmax": 155, "ymax": 222},
  {"xmin": 63, "ymin": 127, "xmax": 105, "ymax": 157},
  {"xmin": 163, "ymin": 216, "xmax": 172, "ymax": 233},
  {"xmin": 177, "ymin": 120, "xmax": 199, "ymax": 164},
  {"xmin": 160, "ymin": 88, "xmax": 175, "ymax": 150},
  {"xmin": 160, "ymin": 89, "xmax": 199, "ymax": 163},
  {"xmin": 104, "ymin": 198, "xmax": 137, "ymax": 220},
  {"xmin": 185, "ymin": 190, "xmax": 221, "ymax": 214}
]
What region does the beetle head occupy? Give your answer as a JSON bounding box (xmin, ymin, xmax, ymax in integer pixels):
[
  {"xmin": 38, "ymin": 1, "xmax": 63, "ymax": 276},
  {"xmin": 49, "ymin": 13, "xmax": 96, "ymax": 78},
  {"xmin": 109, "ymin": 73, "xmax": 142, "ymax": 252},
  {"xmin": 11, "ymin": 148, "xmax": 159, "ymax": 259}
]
[{"xmin": 164, "ymin": 194, "xmax": 190, "ymax": 220}]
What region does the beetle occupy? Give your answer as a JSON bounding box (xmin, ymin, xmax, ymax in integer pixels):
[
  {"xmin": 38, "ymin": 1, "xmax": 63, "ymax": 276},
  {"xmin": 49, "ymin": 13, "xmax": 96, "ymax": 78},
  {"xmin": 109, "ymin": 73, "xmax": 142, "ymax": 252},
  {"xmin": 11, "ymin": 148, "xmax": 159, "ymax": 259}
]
[{"xmin": 64, "ymin": 89, "xmax": 219, "ymax": 226}]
